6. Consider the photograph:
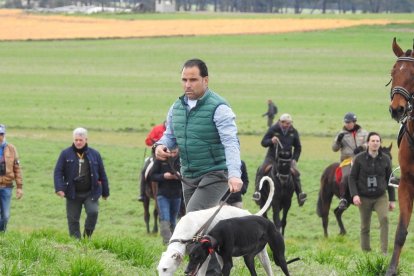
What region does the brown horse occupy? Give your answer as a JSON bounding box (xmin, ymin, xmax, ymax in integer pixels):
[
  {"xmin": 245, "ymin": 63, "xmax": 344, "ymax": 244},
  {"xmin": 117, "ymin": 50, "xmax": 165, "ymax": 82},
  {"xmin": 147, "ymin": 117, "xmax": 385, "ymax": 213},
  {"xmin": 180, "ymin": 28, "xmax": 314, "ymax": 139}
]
[
  {"xmin": 140, "ymin": 157, "xmax": 159, "ymax": 233},
  {"xmin": 317, "ymin": 145, "xmax": 392, "ymax": 237},
  {"xmin": 387, "ymin": 37, "xmax": 414, "ymax": 276}
]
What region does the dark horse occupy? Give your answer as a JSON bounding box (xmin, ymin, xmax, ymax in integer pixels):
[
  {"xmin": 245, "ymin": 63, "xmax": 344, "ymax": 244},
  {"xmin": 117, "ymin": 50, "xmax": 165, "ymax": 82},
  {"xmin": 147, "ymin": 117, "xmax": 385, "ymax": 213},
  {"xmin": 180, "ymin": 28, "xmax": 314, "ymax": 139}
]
[
  {"xmin": 317, "ymin": 144, "xmax": 392, "ymax": 237},
  {"xmin": 387, "ymin": 37, "xmax": 414, "ymax": 276},
  {"xmin": 253, "ymin": 149, "xmax": 294, "ymax": 236},
  {"xmin": 139, "ymin": 156, "xmax": 158, "ymax": 233}
]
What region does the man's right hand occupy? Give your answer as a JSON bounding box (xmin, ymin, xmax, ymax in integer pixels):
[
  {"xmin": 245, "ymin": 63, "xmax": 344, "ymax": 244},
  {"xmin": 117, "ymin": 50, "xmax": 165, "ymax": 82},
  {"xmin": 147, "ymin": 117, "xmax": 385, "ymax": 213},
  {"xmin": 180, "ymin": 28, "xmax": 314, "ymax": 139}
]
[
  {"xmin": 337, "ymin": 133, "xmax": 345, "ymax": 143},
  {"xmin": 154, "ymin": 145, "xmax": 178, "ymax": 160},
  {"xmin": 271, "ymin": 136, "xmax": 280, "ymax": 145},
  {"xmin": 56, "ymin": 191, "xmax": 65, "ymax": 198}
]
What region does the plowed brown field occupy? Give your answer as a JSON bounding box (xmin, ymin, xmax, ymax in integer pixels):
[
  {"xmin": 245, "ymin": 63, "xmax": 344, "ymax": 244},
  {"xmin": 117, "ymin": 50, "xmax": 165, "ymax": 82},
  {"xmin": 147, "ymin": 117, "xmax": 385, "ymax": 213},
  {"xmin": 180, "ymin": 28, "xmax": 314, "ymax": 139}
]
[{"xmin": 0, "ymin": 9, "xmax": 411, "ymax": 41}]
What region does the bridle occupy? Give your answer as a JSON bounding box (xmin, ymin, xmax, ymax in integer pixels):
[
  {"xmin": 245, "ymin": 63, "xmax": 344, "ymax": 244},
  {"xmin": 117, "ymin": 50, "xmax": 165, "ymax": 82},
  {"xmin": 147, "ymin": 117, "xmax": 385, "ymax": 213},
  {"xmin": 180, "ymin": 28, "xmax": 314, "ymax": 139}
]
[
  {"xmin": 389, "ymin": 56, "xmax": 414, "ymax": 120},
  {"xmin": 390, "ymin": 56, "xmax": 414, "ymax": 148}
]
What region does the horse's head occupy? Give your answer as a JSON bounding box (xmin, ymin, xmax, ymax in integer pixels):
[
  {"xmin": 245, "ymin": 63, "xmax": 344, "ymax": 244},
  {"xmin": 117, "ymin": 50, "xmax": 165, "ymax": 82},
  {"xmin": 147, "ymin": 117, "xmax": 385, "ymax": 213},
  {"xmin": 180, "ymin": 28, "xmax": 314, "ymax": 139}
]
[
  {"xmin": 389, "ymin": 37, "xmax": 414, "ymax": 122},
  {"xmin": 273, "ymin": 150, "xmax": 292, "ymax": 185}
]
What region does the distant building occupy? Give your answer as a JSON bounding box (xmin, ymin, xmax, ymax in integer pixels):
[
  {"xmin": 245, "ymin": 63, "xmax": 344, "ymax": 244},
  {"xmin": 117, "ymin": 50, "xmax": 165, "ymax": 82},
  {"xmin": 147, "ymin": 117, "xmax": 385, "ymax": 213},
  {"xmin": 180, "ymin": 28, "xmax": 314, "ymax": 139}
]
[{"xmin": 155, "ymin": 0, "xmax": 175, "ymax": 12}]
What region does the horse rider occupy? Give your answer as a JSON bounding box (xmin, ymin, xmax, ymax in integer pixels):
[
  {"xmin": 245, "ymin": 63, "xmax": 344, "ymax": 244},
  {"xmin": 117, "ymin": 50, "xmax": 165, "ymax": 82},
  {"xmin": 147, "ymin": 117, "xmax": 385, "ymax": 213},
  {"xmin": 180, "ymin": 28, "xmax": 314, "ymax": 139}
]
[
  {"xmin": 332, "ymin": 112, "xmax": 368, "ymax": 210},
  {"xmin": 257, "ymin": 113, "xmax": 307, "ymax": 207},
  {"xmin": 139, "ymin": 121, "xmax": 167, "ymax": 202}
]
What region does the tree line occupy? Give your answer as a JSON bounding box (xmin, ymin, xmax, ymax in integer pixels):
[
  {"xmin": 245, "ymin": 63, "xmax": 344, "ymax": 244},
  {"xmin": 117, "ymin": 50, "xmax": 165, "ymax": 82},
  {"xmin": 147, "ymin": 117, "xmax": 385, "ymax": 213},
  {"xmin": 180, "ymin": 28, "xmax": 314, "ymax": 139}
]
[{"xmin": 4, "ymin": 0, "xmax": 414, "ymax": 13}]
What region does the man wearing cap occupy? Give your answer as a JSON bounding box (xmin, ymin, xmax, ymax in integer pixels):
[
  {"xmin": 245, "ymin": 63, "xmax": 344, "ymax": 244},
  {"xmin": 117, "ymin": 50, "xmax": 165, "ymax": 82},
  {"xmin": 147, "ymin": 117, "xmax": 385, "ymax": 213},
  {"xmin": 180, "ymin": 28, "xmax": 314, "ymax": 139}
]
[
  {"xmin": 332, "ymin": 112, "xmax": 368, "ymax": 210},
  {"xmin": 257, "ymin": 113, "xmax": 307, "ymax": 206},
  {"xmin": 0, "ymin": 124, "xmax": 23, "ymax": 232}
]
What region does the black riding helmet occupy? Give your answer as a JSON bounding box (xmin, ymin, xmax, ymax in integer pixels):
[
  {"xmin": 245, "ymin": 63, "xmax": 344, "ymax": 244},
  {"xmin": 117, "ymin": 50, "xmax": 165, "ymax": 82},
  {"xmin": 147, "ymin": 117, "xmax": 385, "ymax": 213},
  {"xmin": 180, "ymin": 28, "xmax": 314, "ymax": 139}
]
[{"xmin": 344, "ymin": 112, "xmax": 357, "ymax": 123}]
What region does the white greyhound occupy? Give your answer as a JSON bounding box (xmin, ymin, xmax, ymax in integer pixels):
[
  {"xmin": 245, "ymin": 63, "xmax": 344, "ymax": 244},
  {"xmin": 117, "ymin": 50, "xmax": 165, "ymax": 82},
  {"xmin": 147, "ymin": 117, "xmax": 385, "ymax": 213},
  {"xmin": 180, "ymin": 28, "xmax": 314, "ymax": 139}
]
[{"xmin": 157, "ymin": 176, "xmax": 275, "ymax": 276}]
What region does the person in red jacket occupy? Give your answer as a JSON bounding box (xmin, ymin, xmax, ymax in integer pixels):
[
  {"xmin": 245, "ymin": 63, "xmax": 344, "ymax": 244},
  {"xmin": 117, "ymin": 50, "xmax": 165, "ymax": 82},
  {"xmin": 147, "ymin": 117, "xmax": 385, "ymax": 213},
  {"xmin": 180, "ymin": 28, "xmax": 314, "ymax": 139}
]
[
  {"xmin": 139, "ymin": 121, "xmax": 167, "ymax": 202},
  {"xmin": 145, "ymin": 121, "xmax": 166, "ymax": 147}
]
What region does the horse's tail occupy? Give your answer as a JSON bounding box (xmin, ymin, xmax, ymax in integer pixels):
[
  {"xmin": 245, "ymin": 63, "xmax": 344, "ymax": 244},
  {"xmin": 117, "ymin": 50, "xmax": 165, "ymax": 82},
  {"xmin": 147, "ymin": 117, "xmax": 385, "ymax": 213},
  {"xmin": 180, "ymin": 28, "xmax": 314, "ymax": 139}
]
[
  {"xmin": 317, "ymin": 165, "xmax": 330, "ymax": 218},
  {"xmin": 317, "ymin": 163, "xmax": 338, "ymax": 217},
  {"xmin": 316, "ymin": 190, "xmax": 323, "ymax": 217},
  {"xmin": 255, "ymin": 176, "xmax": 275, "ymax": 216}
]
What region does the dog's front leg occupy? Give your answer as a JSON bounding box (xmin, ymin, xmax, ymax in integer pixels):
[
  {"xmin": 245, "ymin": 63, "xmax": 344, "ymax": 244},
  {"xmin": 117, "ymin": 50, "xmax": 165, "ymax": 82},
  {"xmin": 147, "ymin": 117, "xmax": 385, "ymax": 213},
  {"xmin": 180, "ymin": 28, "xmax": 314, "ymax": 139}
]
[{"xmin": 221, "ymin": 256, "xmax": 234, "ymax": 276}]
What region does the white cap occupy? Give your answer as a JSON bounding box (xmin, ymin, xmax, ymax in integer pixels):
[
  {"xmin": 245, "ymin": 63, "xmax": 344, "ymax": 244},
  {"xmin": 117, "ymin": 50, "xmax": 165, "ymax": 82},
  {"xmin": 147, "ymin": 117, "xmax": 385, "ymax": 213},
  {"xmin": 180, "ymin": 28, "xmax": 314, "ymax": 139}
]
[{"xmin": 279, "ymin": 113, "xmax": 293, "ymax": 122}]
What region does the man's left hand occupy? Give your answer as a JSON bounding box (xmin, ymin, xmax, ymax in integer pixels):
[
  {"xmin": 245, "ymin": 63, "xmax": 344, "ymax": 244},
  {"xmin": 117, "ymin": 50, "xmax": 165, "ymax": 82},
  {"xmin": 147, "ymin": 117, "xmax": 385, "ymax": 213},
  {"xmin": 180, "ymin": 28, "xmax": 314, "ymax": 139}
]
[
  {"xmin": 16, "ymin": 188, "xmax": 23, "ymax": 199},
  {"xmin": 228, "ymin": 177, "xmax": 243, "ymax": 193}
]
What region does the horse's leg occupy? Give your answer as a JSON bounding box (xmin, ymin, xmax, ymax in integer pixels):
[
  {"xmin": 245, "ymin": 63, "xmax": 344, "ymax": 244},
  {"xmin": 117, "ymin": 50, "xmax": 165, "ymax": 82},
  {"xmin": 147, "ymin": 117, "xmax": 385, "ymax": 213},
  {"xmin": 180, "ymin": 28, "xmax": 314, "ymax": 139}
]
[
  {"xmin": 151, "ymin": 181, "xmax": 159, "ymax": 233},
  {"xmin": 281, "ymin": 199, "xmax": 291, "ymax": 236},
  {"xmin": 153, "ymin": 205, "xmax": 158, "ymax": 233},
  {"xmin": 272, "ymin": 201, "xmax": 282, "ymax": 234},
  {"xmin": 333, "ymin": 207, "xmax": 347, "ymax": 235},
  {"xmin": 386, "ymin": 182, "xmax": 414, "ymax": 276},
  {"xmin": 143, "ymin": 197, "xmax": 150, "ymax": 233}
]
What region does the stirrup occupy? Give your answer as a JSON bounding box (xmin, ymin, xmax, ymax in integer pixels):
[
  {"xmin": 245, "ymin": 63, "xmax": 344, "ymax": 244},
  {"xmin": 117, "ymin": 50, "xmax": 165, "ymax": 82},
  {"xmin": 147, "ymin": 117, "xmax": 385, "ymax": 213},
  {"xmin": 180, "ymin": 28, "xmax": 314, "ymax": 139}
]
[
  {"xmin": 388, "ymin": 176, "xmax": 400, "ymax": 188},
  {"xmin": 298, "ymin": 193, "xmax": 307, "ymax": 207}
]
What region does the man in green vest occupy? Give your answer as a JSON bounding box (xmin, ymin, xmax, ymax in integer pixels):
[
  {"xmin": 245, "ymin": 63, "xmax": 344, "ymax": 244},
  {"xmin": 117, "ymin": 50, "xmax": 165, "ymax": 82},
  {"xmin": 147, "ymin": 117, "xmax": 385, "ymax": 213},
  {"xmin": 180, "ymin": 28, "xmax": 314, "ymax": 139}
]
[{"xmin": 154, "ymin": 59, "xmax": 242, "ymax": 275}]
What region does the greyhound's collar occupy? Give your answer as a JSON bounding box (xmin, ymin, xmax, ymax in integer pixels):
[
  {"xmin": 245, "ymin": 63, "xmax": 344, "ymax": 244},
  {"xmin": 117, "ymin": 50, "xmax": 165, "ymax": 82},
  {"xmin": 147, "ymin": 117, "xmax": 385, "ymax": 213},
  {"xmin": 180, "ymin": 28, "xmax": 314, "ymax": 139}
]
[{"xmin": 201, "ymin": 235, "xmax": 218, "ymax": 254}]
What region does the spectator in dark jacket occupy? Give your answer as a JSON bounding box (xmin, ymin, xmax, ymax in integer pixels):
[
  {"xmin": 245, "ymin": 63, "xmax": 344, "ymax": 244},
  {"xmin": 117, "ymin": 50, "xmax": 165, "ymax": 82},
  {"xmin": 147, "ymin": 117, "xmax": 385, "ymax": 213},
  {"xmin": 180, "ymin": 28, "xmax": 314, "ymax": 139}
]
[
  {"xmin": 151, "ymin": 156, "xmax": 182, "ymax": 244},
  {"xmin": 262, "ymin": 99, "xmax": 278, "ymax": 127},
  {"xmin": 221, "ymin": 160, "xmax": 249, "ymax": 208},
  {"xmin": 54, "ymin": 127, "xmax": 109, "ymax": 239},
  {"xmin": 349, "ymin": 132, "xmax": 395, "ymax": 254}
]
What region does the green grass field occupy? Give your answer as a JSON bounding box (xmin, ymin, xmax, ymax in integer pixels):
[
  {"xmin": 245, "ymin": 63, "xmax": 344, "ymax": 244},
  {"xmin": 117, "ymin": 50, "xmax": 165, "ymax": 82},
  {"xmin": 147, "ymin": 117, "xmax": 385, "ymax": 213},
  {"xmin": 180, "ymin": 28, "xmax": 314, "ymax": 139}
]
[{"xmin": 1, "ymin": 18, "xmax": 414, "ymax": 275}]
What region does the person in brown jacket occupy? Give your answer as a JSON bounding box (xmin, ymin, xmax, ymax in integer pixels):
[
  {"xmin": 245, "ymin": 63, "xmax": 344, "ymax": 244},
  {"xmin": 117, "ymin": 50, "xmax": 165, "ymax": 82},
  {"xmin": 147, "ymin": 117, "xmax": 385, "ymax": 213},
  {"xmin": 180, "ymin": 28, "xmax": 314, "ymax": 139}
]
[{"xmin": 0, "ymin": 124, "xmax": 23, "ymax": 232}]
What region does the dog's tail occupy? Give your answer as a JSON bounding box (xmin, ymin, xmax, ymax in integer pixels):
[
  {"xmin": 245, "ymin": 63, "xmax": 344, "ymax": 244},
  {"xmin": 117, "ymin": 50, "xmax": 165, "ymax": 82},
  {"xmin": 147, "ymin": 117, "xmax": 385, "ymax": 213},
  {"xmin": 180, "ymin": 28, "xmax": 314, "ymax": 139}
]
[
  {"xmin": 286, "ymin": 257, "xmax": 300, "ymax": 264},
  {"xmin": 254, "ymin": 176, "xmax": 274, "ymax": 216}
]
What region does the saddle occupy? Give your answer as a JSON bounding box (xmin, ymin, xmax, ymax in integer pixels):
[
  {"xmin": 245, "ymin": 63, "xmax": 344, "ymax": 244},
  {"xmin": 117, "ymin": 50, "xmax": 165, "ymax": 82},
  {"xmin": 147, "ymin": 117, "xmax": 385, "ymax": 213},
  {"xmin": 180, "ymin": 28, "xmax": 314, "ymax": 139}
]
[{"xmin": 335, "ymin": 157, "xmax": 352, "ymax": 185}]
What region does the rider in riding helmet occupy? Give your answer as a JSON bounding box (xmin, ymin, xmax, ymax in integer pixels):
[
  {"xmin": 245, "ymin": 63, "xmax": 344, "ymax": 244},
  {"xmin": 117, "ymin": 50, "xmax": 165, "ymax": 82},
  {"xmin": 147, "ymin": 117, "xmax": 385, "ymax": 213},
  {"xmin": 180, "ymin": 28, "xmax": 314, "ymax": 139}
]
[
  {"xmin": 332, "ymin": 112, "xmax": 368, "ymax": 210},
  {"xmin": 256, "ymin": 113, "xmax": 307, "ymax": 207}
]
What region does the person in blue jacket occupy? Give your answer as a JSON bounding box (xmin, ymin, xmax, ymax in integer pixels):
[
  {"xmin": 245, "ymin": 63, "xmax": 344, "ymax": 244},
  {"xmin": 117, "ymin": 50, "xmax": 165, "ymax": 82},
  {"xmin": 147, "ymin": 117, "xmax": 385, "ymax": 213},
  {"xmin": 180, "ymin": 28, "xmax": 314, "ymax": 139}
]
[{"xmin": 54, "ymin": 127, "xmax": 109, "ymax": 239}]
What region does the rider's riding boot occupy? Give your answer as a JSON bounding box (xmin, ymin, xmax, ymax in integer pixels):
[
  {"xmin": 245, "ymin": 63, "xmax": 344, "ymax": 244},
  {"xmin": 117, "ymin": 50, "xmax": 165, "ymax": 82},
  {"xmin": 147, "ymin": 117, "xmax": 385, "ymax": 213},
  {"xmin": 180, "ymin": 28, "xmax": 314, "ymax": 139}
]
[
  {"xmin": 160, "ymin": 221, "xmax": 172, "ymax": 245},
  {"xmin": 338, "ymin": 198, "xmax": 348, "ymax": 210},
  {"xmin": 294, "ymin": 174, "xmax": 307, "ymax": 207}
]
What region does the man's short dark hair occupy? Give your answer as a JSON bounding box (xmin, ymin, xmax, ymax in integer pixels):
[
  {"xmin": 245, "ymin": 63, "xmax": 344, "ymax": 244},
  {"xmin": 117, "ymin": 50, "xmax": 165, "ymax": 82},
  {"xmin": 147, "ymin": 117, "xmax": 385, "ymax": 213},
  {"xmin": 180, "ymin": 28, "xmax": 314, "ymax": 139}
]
[
  {"xmin": 182, "ymin": 59, "xmax": 208, "ymax": 77},
  {"xmin": 367, "ymin": 131, "xmax": 381, "ymax": 142}
]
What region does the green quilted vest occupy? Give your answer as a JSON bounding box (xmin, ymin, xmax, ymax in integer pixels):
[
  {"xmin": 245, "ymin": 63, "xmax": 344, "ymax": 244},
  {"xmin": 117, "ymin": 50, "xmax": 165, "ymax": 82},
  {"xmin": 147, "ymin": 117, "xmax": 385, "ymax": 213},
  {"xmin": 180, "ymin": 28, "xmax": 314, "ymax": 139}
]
[{"xmin": 172, "ymin": 90, "xmax": 228, "ymax": 178}]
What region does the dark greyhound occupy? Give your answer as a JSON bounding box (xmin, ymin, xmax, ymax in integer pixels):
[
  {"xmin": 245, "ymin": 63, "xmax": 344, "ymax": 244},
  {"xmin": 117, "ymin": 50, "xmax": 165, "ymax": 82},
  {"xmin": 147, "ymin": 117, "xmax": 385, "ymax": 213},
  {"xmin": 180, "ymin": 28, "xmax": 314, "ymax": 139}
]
[{"xmin": 185, "ymin": 215, "xmax": 298, "ymax": 276}]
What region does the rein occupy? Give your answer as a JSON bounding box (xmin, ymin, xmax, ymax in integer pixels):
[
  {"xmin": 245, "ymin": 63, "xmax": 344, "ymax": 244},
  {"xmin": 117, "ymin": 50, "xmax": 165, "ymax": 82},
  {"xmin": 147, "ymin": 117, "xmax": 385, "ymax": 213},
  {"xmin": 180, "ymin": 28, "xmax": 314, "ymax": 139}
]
[
  {"xmin": 166, "ymin": 157, "xmax": 197, "ymax": 188},
  {"xmin": 169, "ymin": 192, "xmax": 232, "ymax": 245}
]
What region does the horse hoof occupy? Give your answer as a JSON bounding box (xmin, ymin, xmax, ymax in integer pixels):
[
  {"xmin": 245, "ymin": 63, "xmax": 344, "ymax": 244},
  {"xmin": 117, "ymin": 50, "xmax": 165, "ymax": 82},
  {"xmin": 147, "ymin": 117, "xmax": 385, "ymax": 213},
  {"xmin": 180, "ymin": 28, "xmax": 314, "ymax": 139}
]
[{"xmin": 252, "ymin": 192, "xmax": 261, "ymax": 201}]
